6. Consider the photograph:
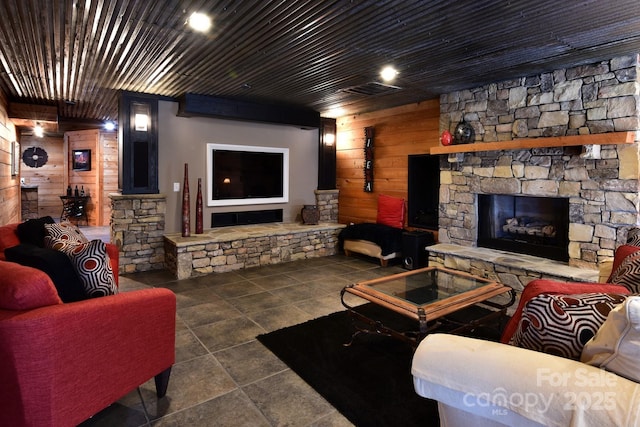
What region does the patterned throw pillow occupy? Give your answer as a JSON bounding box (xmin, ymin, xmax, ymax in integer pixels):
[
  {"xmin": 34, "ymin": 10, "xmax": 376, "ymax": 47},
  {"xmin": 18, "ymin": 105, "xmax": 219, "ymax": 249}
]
[
  {"xmin": 626, "ymin": 227, "xmax": 640, "ymax": 247},
  {"xmin": 608, "ymin": 251, "xmax": 640, "ymax": 294},
  {"xmin": 509, "ymin": 293, "xmax": 627, "ymax": 360},
  {"xmin": 45, "ymin": 222, "xmax": 89, "ymax": 244},
  {"xmin": 44, "ymin": 237, "xmax": 117, "ymax": 298}
]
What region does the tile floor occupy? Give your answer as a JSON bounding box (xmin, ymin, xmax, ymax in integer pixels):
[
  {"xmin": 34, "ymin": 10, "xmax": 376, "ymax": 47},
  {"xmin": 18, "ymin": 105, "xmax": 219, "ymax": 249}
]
[{"xmin": 78, "ymin": 250, "xmax": 407, "ymax": 427}]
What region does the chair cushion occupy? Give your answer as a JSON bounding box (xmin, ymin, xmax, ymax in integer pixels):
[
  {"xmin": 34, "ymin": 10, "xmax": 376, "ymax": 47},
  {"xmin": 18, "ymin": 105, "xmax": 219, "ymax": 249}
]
[
  {"xmin": 376, "ymin": 194, "xmax": 405, "ymax": 229},
  {"xmin": 44, "ymin": 222, "xmax": 89, "ymax": 244},
  {"xmin": 45, "ymin": 237, "xmax": 117, "ymax": 298},
  {"xmin": 581, "ymin": 296, "xmax": 640, "ymax": 382},
  {"xmin": 16, "ymin": 216, "xmax": 55, "ymax": 247},
  {"xmin": 0, "ymin": 223, "xmax": 20, "ymax": 259},
  {"xmin": 607, "ymin": 250, "xmax": 640, "ymax": 294},
  {"xmin": 0, "ymin": 260, "xmax": 62, "ymax": 310},
  {"xmin": 509, "ymin": 292, "xmax": 627, "ymax": 360},
  {"xmin": 4, "ymin": 244, "xmax": 87, "ymax": 302}
]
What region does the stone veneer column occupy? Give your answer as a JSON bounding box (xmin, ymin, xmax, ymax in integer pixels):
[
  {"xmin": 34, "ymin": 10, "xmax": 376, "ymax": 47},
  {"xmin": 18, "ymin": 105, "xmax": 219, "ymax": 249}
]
[
  {"xmin": 315, "ymin": 189, "xmax": 339, "ymax": 223},
  {"xmin": 110, "ymin": 193, "xmax": 166, "ymax": 274}
]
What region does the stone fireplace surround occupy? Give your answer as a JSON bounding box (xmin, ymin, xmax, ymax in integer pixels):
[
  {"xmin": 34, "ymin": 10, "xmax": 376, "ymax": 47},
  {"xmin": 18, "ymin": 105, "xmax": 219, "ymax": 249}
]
[{"xmin": 432, "ymin": 54, "xmax": 640, "ymax": 285}]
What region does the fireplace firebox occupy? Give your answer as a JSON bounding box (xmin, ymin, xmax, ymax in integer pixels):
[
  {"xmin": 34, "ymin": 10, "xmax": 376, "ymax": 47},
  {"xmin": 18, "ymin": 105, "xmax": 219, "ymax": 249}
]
[{"xmin": 477, "ymin": 194, "xmax": 569, "ymax": 262}]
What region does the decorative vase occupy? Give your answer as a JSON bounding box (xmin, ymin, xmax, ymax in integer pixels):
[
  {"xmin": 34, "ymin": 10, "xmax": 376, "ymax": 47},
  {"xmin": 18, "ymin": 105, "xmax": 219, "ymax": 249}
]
[
  {"xmin": 196, "ymin": 178, "xmax": 203, "ymax": 234},
  {"xmin": 301, "ymin": 205, "xmax": 320, "ymax": 225},
  {"xmin": 182, "ymin": 163, "xmax": 190, "ymax": 237}
]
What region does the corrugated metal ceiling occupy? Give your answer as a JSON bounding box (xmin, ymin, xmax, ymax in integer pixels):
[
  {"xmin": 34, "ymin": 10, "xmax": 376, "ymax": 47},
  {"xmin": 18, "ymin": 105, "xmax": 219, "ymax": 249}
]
[{"xmin": 1, "ymin": 0, "xmax": 640, "ymax": 129}]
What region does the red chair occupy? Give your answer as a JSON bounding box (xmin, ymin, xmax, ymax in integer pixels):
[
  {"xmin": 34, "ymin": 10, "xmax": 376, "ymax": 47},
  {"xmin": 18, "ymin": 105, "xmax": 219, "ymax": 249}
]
[
  {"xmin": 0, "ymin": 260, "xmax": 176, "ymax": 427},
  {"xmin": 500, "ymin": 244, "xmax": 639, "ymax": 344}
]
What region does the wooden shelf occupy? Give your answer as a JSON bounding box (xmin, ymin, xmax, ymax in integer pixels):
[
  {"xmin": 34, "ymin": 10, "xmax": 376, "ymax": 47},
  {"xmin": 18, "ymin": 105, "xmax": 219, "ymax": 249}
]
[{"xmin": 429, "ymin": 131, "xmax": 636, "ymax": 155}]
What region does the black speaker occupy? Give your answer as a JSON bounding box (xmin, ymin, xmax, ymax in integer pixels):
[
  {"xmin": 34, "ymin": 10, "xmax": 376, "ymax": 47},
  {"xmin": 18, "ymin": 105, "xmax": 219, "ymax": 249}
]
[{"xmin": 402, "ymin": 231, "xmax": 434, "ymax": 270}]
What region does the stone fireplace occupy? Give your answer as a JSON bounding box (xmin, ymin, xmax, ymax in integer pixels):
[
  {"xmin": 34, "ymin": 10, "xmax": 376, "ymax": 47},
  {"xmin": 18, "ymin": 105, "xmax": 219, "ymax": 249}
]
[
  {"xmin": 438, "ymin": 144, "xmax": 639, "ymax": 269},
  {"xmin": 436, "ymin": 54, "xmax": 640, "ymax": 270}
]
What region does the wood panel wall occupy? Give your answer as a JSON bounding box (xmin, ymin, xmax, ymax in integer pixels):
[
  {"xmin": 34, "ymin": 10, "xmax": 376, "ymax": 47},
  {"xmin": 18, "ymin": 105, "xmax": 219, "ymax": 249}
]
[
  {"xmin": 99, "ymin": 131, "xmax": 119, "ymax": 224},
  {"xmin": 66, "ymin": 130, "xmax": 99, "ymax": 225},
  {"xmin": 66, "ymin": 129, "xmax": 117, "ymax": 226},
  {"xmin": 0, "ymin": 89, "xmax": 20, "ymax": 225},
  {"xmin": 336, "ymin": 99, "xmax": 440, "ymax": 225},
  {"xmin": 20, "ymin": 134, "xmax": 65, "ymax": 219}
]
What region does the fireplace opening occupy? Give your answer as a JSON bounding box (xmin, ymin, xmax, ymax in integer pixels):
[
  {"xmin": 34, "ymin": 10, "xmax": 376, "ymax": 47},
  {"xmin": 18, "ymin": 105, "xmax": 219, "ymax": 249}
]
[{"xmin": 477, "ymin": 194, "xmax": 569, "ymax": 262}]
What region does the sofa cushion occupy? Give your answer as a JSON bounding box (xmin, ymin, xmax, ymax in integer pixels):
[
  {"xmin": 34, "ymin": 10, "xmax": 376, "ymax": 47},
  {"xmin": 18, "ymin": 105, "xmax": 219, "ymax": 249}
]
[
  {"xmin": 581, "ymin": 296, "xmax": 640, "ymax": 382},
  {"xmin": 376, "ymin": 194, "xmax": 405, "ymax": 229},
  {"xmin": 16, "ymin": 216, "xmax": 55, "ymax": 247},
  {"xmin": 4, "ymin": 244, "xmax": 87, "ymax": 302},
  {"xmin": 0, "ymin": 260, "xmax": 62, "ymax": 310},
  {"xmin": 607, "ymin": 250, "xmax": 640, "ymax": 294},
  {"xmin": 45, "ymin": 237, "xmax": 117, "ymax": 298},
  {"xmin": 44, "ymin": 221, "xmax": 89, "ymax": 244},
  {"xmin": 509, "ymin": 292, "xmax": 627, "ymax": 360}
]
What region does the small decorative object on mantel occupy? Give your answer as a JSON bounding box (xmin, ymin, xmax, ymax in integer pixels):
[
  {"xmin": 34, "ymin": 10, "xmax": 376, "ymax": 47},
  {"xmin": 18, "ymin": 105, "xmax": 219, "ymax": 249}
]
[
  {"xmin": 440, "ymin": 130, "xmax": 453, "ymax": 146},
  {"xmin": 301, "ymin": 205, "xmax": 320, "ymax": 225},
  {"xmin": 196, "ymin": 178, "xmax": 203, "ymax": 234},
  {"xmin": 182, "ymin": 163, "xmax": 190, "ymax": 237},
  {"xmin": 363, "ymin": 126, "xmax": 374, "ymax": 192},
  {"xmin": 453, "ymin": 120, "xmax": 475, "ymax": 144}
]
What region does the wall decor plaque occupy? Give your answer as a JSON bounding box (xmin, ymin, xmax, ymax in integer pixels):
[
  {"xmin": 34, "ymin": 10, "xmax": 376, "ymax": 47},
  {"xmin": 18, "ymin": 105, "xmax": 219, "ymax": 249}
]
[{"xmin": 364, "ymin": 126, "xmax": 374, "ymax": 192}]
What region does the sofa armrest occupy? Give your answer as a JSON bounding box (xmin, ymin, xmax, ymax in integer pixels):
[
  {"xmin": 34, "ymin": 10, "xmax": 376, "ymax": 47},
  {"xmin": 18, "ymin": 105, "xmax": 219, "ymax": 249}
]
[
  {"xmin": 0, "ymin": 288, "xmax": 176, "ymax": 426},
  {"xmin": 412, "ymin": 334, "xmax": 640, "ymax": 427}
]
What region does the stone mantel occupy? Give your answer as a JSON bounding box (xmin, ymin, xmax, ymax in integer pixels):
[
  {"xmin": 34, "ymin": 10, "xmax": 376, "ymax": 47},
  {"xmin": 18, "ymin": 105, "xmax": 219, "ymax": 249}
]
[{"xmin": 430, "ymin": 131, "xmax": 636, "ymax": 155}]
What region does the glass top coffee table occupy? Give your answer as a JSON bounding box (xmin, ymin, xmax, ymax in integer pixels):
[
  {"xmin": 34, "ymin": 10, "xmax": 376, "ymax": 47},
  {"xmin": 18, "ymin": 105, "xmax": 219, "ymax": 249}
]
[{"xmin": 340, "ymin": 266, "xmax": 515, "ymax": 347}]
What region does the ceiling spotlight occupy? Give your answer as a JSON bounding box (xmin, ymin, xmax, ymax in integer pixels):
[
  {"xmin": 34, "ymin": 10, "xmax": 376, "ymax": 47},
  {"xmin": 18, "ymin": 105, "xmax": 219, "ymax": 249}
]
[
  {"xmin": 380, "ymin": 66, "xmax": 398, "ymax": 82},
  {"xmin": 34, "ymin": 124, "xmax": 44, "ymax": 138},
  {"xmin": 104, "ymin": 121, "xmax": 116, "ymax": 131},
  {"xmin": 188, "ymin": 12, "xmax": 212, "ymax": 32}
]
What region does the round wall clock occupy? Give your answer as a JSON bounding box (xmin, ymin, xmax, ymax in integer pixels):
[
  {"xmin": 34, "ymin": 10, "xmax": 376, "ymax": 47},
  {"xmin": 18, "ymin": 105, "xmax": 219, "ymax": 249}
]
[
  {"xmin": 453, "ymin": 120, "xmax": 475, "ymax": 144},
  {"xmin": 22, "ymin": 146, "xmax": 49, "ymax": 168}
]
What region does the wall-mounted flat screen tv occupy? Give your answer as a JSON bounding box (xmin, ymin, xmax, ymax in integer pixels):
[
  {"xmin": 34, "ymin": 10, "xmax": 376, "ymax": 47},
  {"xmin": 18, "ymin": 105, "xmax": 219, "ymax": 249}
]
[{"xmin": 207, "ymin": 143, "xmax": 289, "ymax": 206}]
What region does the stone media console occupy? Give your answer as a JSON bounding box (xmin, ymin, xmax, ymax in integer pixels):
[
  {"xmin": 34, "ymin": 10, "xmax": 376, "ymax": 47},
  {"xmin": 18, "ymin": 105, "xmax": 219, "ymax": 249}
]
[{"xmin": 164, "ymin": 222, "xmax": 346, "ymax": 279}]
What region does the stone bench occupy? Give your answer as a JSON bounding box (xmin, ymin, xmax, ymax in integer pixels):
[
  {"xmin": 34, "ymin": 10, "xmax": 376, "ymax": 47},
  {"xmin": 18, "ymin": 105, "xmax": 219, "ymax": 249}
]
[{"xmin": 164, "ymin": 222, "xmax": 346, "ymax": 279}]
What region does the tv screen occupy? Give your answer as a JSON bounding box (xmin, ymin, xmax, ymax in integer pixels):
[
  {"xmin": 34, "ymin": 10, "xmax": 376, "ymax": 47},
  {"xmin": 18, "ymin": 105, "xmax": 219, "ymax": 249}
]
[{"xmin": 207, "ymin": 144, "xmax": 289, "ymax": 206}]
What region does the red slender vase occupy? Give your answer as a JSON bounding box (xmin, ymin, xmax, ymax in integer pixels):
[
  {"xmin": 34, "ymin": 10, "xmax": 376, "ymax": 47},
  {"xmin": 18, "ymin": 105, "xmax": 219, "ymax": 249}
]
[
  {"xmin": 196, "ymin": 178, "xmax": 203, "ymax": 234},
  {"xmin": 182, "ymin": 163, "xmax": 190, "ymax": 237}
]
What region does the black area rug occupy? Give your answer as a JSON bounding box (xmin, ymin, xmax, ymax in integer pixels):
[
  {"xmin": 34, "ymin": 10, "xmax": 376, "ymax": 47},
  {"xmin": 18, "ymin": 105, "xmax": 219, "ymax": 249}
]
[{"xmin": 257, "ymin": 304, "xmax": 504, "ymax": 427}]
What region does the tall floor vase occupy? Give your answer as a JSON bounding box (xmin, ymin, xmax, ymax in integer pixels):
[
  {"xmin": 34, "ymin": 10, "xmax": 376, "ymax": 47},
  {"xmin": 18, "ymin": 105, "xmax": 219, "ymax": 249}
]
[
  {"xmin": 196, "ymin": 178, "xmax": 203, "ymax": 234},
  {"xmin": 182, "ymin": 163, "xmax": 190, "ymax": 237}
]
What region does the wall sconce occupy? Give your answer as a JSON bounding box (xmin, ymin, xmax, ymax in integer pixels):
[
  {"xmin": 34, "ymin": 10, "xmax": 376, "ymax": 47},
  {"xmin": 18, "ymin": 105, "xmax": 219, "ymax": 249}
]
[
  {"xmin": 223, "ymin": 177, "xmax": 231, "ymax": 184},
  {"xmin": 324, "ymin": 133, "xmax": 335, "ymax": 146},
  {"xmin": 34, "ymin": 123, "xmax": 44, "ymax": 138},
  {"xmin": 134, "ymin": 113, "xmax": 149, "ymax": 131}
]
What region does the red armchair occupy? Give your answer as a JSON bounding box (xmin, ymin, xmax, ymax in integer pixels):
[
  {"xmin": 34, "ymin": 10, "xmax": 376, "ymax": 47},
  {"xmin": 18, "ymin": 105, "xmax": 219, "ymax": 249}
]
[
  {"xmin": 500, "ymin": 244, "xmax": 639, "ymax": 344},
  {"xmin": 0, "ymin": 260, "xmax": 176, "ymax": 427}
]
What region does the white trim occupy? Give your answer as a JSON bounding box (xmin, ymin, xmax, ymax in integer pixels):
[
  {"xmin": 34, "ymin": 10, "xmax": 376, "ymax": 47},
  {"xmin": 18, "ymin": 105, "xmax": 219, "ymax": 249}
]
[{"xmin": 206, "ymin": 143, "xmax": 289, "ymax": 207}]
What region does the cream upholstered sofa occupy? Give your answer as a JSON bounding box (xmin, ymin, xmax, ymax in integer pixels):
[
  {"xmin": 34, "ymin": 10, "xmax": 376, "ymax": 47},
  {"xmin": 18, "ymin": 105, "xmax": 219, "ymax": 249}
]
[
  {"xmin": 412, "ymin": 332, "xmax": 640, "ymax": 427},
  {"xmin": 411, "ymin": 242, "xmax": 640, "ymax": 426}
]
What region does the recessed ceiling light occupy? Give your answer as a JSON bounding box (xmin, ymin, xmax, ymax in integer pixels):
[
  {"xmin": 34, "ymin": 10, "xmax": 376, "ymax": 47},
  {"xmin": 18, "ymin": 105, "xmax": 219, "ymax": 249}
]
[
  {"xmin": 104, "ymin": 121, "xmax": 116, "ymax": 131},
  {"xmin": 188, "ymin": 12, "xmax": 212, "ymax": 32},
  {"xmin": 380, "ymin": 66, "xmax": 398, "ymax": 82}
]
